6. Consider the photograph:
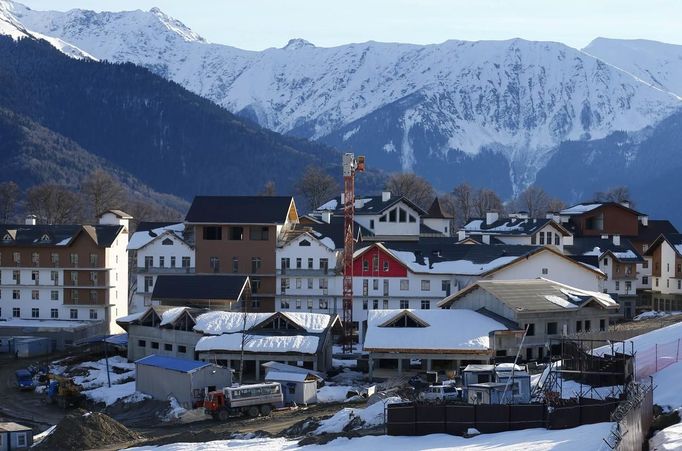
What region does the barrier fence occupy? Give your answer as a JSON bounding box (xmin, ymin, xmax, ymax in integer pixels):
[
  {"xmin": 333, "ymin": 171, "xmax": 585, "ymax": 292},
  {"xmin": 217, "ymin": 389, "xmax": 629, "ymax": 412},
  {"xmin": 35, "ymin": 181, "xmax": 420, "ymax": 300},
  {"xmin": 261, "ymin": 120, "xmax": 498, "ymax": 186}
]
[{"xmin": 636, "ymin": 338, "xmax": 681, "ymax": 380}]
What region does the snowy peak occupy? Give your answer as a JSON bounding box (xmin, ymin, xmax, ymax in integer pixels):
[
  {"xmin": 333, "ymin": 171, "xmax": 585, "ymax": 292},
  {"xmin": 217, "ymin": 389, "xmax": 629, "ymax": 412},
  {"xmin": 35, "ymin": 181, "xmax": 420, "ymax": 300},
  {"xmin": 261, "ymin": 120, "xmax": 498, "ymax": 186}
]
[
  {"xmin": 283, "ymin": 38, "xmax": 315, "ymax": 50},
  {"xmin": 583, "ymin": 37, "xmax": 682, "ymax": 97},
  {"xmin": 149, "ymin": 6, "xmax": 205, "ymax": 43}
]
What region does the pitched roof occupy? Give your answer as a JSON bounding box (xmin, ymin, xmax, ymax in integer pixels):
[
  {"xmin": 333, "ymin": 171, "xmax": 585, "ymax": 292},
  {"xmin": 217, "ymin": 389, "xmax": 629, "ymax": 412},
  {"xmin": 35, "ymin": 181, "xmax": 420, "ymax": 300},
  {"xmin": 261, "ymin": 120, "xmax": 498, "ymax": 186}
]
[
  {"xmin": 316, "ymin": 194, "xmax": 426, "ymax": 216},
  {"xmin": 632, "ymin": 220, "xmax": 679, "ymax": 245},
  {"xmin": 136, "ymin": 354, "xmax": 210, "ymax": 373},
  {"xmin": 439, "ymin": 278, "xmax": 619, "ymax": 312},
  {"xmin": 0, "ymin": 224, "xmax": 123, "ymax": 248},
  {"xmin": 564, "ymin": 237, "xmax": 644, "ymax": 263},
  {"xmin": 424, "ymin": 197, "xmax": 452, "ymax": 219},
  {"xmin": 151, "ymin": 275, "xmax": 249, "ymax": 301},
  {"xmin": 102, "ymin": 209, "xmax": 133, "ymax": 219},
  {"xmin": 560, "ymin": 202, "xmax": 644, "ymax": 217},
  {"xmin": 185, "ymin": 196, "xmax": 295, "ymax": 224},
  {"xmin": 645, "ymin": 233, "xmax": 682, "ymax": 257},
  {"xmin": 463, "ymin": 217, "xmax": 569, "ymax": 236},
  {"xmin": 0, "ymin": 422, "xmax": 32, "ymax": 432},
  {"xmin": 127, "ymin": 222, "xmax": 188, "ymax": 251}
]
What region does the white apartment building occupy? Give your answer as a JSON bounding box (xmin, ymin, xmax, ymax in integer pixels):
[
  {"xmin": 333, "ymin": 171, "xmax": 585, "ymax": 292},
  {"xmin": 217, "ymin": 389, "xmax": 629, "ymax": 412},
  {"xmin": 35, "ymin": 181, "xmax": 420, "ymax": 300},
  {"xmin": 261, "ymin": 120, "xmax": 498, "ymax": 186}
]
[
  {"xmin": 0, "ymin": 211, "xmax": 130, "ymax": 344},
  {"xmin": 127, "ymin": 222, "xmax": 194, "ymax": 313}
]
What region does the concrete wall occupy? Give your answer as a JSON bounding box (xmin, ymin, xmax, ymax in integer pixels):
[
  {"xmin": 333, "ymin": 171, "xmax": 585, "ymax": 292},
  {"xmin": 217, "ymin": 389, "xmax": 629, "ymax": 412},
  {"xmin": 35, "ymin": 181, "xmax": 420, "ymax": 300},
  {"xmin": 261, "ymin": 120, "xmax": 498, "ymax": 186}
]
[
  {"xmin": 126, "ymin": 325, "xmax": 200, "ymax": 362},
  {"xmin": 0, "ymin": 322, "xmax": 107, "ymax": 351}
]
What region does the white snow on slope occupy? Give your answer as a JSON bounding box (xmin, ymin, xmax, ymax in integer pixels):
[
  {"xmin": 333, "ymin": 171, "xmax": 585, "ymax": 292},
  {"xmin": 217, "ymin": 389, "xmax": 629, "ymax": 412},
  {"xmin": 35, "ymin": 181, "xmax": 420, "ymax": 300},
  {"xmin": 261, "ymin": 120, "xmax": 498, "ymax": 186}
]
[{"xmin": 126, "ymin": 421, "xmax": 615, "ymax": 450}]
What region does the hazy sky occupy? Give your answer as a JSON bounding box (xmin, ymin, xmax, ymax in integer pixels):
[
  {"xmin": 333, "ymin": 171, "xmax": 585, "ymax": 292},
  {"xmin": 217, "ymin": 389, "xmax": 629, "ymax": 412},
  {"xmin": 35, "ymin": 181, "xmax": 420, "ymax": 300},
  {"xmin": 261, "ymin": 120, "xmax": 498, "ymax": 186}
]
[{"xmin": 18, "ymin": 0, "xmax": 682, "ymax": 50}]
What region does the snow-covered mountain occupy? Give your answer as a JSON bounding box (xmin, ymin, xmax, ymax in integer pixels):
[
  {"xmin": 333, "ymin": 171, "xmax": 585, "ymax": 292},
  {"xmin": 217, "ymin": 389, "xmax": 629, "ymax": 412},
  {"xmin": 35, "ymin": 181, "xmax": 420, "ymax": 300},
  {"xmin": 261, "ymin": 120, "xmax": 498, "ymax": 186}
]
[
  {"xmin": 584, "ymin": 38, "xmax": 682, "ymax": 98},
  {"xmin": 3, "ymin": 1, "xmax": 682, "ymax": 194}
]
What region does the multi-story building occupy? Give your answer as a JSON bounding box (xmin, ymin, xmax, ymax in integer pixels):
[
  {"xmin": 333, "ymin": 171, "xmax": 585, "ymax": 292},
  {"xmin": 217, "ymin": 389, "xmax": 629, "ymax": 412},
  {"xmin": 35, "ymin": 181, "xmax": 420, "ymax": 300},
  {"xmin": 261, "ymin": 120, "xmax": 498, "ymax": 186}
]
[
  {"xmin": 0, "ymin": 211, "xmax": 130, "ymax": 345},
  {"xmin": 645, "ymin": 233, "xmax": 682, "ymax": 311},
  {"xmin": 185, "ymin": 196, "xmax": 299, "ymax": 312},
  {"xmin": 127, "ymin": 222, "xmax": 194, "ymax": 313}
]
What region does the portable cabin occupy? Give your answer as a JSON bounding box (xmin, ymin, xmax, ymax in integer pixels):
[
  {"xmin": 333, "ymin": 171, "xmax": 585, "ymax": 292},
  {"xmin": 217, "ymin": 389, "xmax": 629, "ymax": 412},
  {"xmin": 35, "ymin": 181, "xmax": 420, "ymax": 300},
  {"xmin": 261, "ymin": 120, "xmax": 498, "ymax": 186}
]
[{"xmin": 264, "ymin": 370, "xmax": 320, "ymax": 405}]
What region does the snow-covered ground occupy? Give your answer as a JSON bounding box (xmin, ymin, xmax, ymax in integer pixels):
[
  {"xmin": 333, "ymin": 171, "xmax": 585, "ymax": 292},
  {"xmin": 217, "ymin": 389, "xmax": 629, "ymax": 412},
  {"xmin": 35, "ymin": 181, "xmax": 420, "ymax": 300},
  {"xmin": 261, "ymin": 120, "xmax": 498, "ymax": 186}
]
[
  {"xmin": 650, "ymin": 422, "xmax": 682, "ymax": 450},
  {"xmin": 317, "ymin": 385, "xmax": 356, "ymax": 404},
  {"xmin": 316, "ymin": 397, "xmax": 402, "ymax": 434},
  {"xmin": 127, "ymin": 422, "xmax": 614, "ymax": 450}
]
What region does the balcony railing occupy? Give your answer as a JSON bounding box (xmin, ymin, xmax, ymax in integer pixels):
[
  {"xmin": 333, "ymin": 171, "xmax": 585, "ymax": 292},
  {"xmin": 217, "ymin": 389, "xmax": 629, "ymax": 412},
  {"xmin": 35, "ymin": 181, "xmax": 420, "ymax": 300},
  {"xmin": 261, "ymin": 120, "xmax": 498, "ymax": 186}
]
[
  {"xmin": 278, "ymin": 268, "xmax": 330, "ymax": 276},
  {"xmin": 138, "ymin": 266, "xmax": 195, "ymax": 274}
]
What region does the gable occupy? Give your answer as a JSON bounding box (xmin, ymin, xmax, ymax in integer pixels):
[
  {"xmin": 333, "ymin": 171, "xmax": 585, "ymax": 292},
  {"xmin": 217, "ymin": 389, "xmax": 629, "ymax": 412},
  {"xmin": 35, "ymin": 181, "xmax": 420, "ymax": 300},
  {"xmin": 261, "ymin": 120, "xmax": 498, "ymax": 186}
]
[
  {"xmin": 377, "ymin": 202, "xmax": 419, "ymax": 224},
  {"xmin": 253, "ymin": 312, "xmax": 304, "ymax": 332},
  {"xmin": 379, "ymin": 311, "xmax": 429, "ymax": 328},
  {"xmin": 353, "ymin": 244, "xmax": 408, "ymax": 277}
]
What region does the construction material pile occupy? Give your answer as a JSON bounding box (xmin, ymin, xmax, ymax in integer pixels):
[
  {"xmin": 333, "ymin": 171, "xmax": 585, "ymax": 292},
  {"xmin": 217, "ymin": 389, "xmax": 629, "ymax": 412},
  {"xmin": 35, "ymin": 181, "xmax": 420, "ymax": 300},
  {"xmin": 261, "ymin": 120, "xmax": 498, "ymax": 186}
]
[{"xmin": 35, "ymin": 409, "xmax": 142, "ymax": 450}]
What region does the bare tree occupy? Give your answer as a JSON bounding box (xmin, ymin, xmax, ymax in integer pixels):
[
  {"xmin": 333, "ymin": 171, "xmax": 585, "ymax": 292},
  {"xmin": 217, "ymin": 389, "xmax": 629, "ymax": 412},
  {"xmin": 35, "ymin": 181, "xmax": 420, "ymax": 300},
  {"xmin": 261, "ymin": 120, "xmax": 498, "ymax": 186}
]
[
  {"xmin": 473, "ymin": 189, "xmax": 503, "ymax": 217},
  {"xmin": 384, "ymin": 172, "xmax": 435, "ymax": 209},
  {"xmin": 546, "ymin": 198, "xmax": 566, "ymax": 214},
  {"xmin": 259, "ymin": 180, "xmax": 276, "ymax": 196},
  {"xmin": 82, "ymin": 170, "xmax": 124, "ymax": 219},
  {"xmin": 452, "ymin": 183, "xmax": 475, "ymax": 226},
  {"xmin": 594, "ymin": 186, "xmax": 632, "ymax": 206},
  {"xmin": 295, "ymin": 165, "xmax": 340, "ymax": 212},
  {"xmin": 517, "ymin": 185, "xmax": 550, "ymax": 217},
  {"xmin": 25, "ymin": 184, "xmax": 82, "ymax": 224},
  {"xmin": 0, "ymin": 181, "xmax": 19, "ymax": 222}
]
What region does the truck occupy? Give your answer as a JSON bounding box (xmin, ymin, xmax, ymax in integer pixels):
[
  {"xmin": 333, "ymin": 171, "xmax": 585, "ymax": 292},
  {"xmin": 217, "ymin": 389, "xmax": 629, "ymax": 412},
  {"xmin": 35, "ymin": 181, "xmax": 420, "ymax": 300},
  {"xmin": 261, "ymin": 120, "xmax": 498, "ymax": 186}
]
[
  {"xmin": 45, "ymin": 375, "xmax": 83, "ymax": 408},
  {"xmin": 204, "ymin": 382, "xmax": 283, "ymax": 421},
  {"xmin": 15, "ymin": 369, "xmax": 35, "ymax": 391}
]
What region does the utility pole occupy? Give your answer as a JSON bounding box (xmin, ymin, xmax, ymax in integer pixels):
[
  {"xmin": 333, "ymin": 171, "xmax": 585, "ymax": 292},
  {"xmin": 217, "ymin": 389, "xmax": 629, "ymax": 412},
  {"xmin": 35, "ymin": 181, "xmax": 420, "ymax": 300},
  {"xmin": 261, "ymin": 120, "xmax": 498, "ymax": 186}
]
[{"xmin": 342, "ymin": 153, "xmax": 365, "ymax": 354}]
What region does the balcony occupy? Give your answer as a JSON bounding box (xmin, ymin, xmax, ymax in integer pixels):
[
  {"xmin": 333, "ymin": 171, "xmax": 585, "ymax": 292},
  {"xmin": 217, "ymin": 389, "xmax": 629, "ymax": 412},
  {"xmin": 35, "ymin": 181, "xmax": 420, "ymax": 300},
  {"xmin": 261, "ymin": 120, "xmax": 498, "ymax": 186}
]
[
  {"xmin": 278, "ymin": 268, "xmax": 330, "ymax": 276},
  {"xmin": 137, "ymin": 266, "xmax": 195, "ymax": 274}
]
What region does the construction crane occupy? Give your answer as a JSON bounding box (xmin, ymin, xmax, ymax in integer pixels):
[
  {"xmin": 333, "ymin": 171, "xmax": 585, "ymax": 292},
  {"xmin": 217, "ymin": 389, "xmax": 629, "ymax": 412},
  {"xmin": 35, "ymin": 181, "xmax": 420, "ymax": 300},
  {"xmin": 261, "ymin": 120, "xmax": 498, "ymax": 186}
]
[{"xmin": 342, "ymin": 153, "xmax": 365, "ymax": 353}]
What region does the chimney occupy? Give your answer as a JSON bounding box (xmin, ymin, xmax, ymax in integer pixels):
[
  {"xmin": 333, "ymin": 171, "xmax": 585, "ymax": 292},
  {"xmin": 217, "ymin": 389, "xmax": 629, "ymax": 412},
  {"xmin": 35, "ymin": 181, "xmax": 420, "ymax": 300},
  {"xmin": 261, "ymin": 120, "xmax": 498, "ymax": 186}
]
[
  {"xmin": 620, "ymin": 200, "xmax": 631, "ymax": 209},
  {"xmin": 486, "ymin": 211, "xmax": 499, "ymax": 225},
  {"xmin": 321, "ymin": 211, "xmax": 332, "ymax": 224},
  {"xmin": 457, "ymin": 230, "xmax": 467, "ymax": 241},
  {"xmin": 482, "ymin": 234, "xmax": 491, "ymax": 244},
  {"xmin": 25, "ymin": 215, "xmax": 37, "ymax": 226},
  {"xmin": 382, "ymin": 191, "xmax": 391, "ymax": 202},
  {"xmin": 612, "ymin": 235, "xmax": 621, "ymax": 246},
  {"xmin": 641, "ymin": 215, "xmax": 649, "ymax": 227}
]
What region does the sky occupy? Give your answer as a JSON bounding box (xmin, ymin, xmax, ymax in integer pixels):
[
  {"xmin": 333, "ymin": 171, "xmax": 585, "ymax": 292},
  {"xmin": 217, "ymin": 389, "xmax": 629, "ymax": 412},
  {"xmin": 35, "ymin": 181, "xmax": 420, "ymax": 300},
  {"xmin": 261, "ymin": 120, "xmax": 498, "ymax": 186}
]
[{"xmin": 17, "ymin": 0, "xmax": 682, "ymax": 51}]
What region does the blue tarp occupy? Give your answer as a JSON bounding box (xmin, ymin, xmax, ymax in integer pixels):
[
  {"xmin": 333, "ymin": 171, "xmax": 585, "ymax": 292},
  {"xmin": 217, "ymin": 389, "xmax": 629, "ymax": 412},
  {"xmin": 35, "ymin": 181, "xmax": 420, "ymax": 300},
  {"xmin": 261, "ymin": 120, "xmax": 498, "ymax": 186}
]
[{"xmin": 135, "ymin": 354, "xmax": 210, "ymax": 373}]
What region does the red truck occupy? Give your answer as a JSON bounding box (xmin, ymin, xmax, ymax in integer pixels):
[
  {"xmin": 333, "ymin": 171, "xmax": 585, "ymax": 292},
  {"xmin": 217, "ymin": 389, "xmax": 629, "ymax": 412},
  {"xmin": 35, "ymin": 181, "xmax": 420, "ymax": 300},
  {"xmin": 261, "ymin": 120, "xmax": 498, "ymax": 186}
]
[{"xmin": 204, "ymin": 382, "xmax": 283, "ymax": 420}]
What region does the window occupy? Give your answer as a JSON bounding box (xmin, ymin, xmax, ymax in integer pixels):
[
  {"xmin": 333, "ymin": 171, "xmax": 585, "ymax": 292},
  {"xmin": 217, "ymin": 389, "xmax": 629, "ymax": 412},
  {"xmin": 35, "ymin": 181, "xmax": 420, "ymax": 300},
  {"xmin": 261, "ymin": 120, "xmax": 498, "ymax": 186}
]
[
  {"xmin": 90, "ymin": 290, "xmax": 97, "ymax": 303},
  {"xmin": 138, "ymin": 340, "xmax": 146, "ymax": 347},
  {"xmin": 159, "ymin": 256, "xmax": 165, "ymax": 267},
  {"xmin": 51, "ymin": 253, "xmax": 59, "ymax": 265},
  {"xmin": 251, "ymin": 257, "xmax": 262, "ymax": 273},
  {"xmin": 576, "ymin": 320, "xmax": 582, "ymax": 332},
  {"xmin": 643, "ymin": 260, "xmax": 649, "ymax": 269},
  {"xmin": 320, "ymin": 258, "xmax": 329, "ymax": 273},
  {"xmin": 296, "ymin": 278, "xmax": 302, "ymax": 289},
  {"xmin": 389, "ymin": 209, "xmax": 397, "ymax": 222},
  {"xmin": 400, "ymin": 300, "xmax": 409, "ymax": 309},
  {"xmin": 31, "ymin": 290, "xmax": 39, "ymax": 300},
  {"xmin": 144, "ymin": 256, "xmax": 153, "ymax": 269},
  {"xmin": 17, "ymin": 433, "xmax": 27, "ymax": 447},
  {"xmin": 307, "ymin": 299, "xmax": 313, "ymax": 310},
  {"xmin": 13, "ymin": 251, "xmax": 20, "ymax": 264},
  {"xmin": 170, "ymin": 256, "xmax": 176, "ymax": 268},
  {"xmin": 295, "ymin": 258, "xmax": 302, "ymax": 269},
  {"xmin": 531, "ymin": 235, "xmax": 537, "ymax": 245},
  {"xmin": 363, "ymin": 260, "xmax": 369, "ymax": 271},
  {"xmin": 383, "ymin": 299, "xmax": 389, "ymax": 309},
  {"xmin": 442, "ymin": 280, "xmax": 451, "ymax": 295},
  {"xmin": 182, "ymin": 257, "xmax": 191, "ymax": 268},
  {"xmin": 319, "ymin": 278, "xmax": 328, "ymax": 289},
  {"xmin": 603, "ymin": 258, "xmax": 608, "ymax": 266},
  {"xmin": 383, "ymin": 279, "xmax": 389, "ymax": 296},
  {"xmin": 162, "ymin": 238, "xmax": 173, "ymax": 246},
  {"xmin": 281, "ymin": 258, "xmax": 290, "ymax": 271},
  {"xmin": 421, "ymin": 280, "xmax": 430, "ymax": 291},
  {"xmin": 369, "ymin": 219, "xmax": 375, "ymax": 229},
  {"xmin": 229, "ymin": 226, "xmax": 244, "ymax": 240},
  {"xmin": 383, "ymin": 260, "xmax": 389, "ymax": 272},
  {"xmin": 71, "ymin": 290, "xmax": 79, "ymax": 302},
  {"xmin": 70, "ymin": 309, "xmax": 78, "ymax": 319},
  {"xmin": 51, "ymin": 270, "xmax": 58, "ymax": 284},
  {"xmin": 164, "ymin": 343, "xmax": 173, "ymax": 351},
  {"xmin": 31, "ymin": 252, "xmax": 39, "ymax": 266},
  {"xmin": 12, "ymin": 270, "xmax": 20, "ymax": 284},
  {"xmin": 539, "ymin": 233, "xmax": 545, "ymax": 245},
  {"xmin": 400, "ymin": 279, "xmax": 409, "ymax": 291},
  {"xmin": 373, "ymin": 299, "xmax": 379, "ymax": 309},
  {"xmin": 295, "ymin": 299, "xmax": 301, "ymax": 310},
  {"xmin": 232, "ymin": 257, "xmax": 239, "ymax": 273},
  {"xmin": 319, "ymin": 299, "xmax": 328, "ymax": 309},
  {"xmin": 362, "ymin": 299, "xmax": 368, "ymax": 310},
  {"xmin": 178, "ymin": 345, "xmax": 187, "ymax": 353},
  {"xmin": 421, "ymin": 300, "xmax": 431, "ymax": 310},
  {"xmin": 280, "ymin": 299, "xmax": 290, "ymax": 309},
  {"xmin": 307, "ymin": 278, "xmax": 313, "ymax": 289},
  {"xmin": 90, "ymin": 253, "xmax": 98, "ymax": 266},
  {"xmin": 70, "ymin": 253, "xmax": 79, "ymax": 266},
  {"xmin": 31, "ymin": 308, "xmax": 39, "ymax": 318},
  {"xmin": 372, "ymin": 255, "xmax": 379, "ymax": 272},
  {"xmin": 87, "ymin": 309, "xmax": 97, "ymax": 319},
  {"xmin": 203, "ymin": 226, "xmax": 222, "ymax": 240},
  {"xmin": 51, "ymin": 308, "xmax": 58, "ymax": 319},
  {"xmin": 585, "ymin": 320, "xmax": 591, "ymax": 332},
  {"xmin": 12, "ymin": 290, "xmax": 20, "ymax": 300},
  {"xmin": 363, "ymin": 279, "xmax": 369, "ymax": 296},
  {"xmin": 308, "ymin": 258, "xmax": 314, "ymax": 269},
  {"xmin": 554, "ymin": 234, "xmax": 560, "ymax": 245},
  {"xmin": 373, "ymin": 279, "xmax": 379, "ymax": 290},
  {"xmin": 12, "ymin": 308, "xmax": 20, "ymax": 318},
  {"xmin": 615, "ymin": 281, "xmax": 620, "ymax": 291},
  {"xmin": 151, "ymin": 342, "xmax": 159, "ymax": 349},
  {"xmin": 144, "ymin": 276, "xmax": 154, "ymax": 293},
  {"xmin": 70, "ymin": 271, "xmax": 78, "ymax": 285},
  {"xmin": 250, "ymin": 226, "xmax": 269, "ymax": 240},
  {"xmin": 399, "ymin": 208, "xmax": 407, "ymax": 222},
  {"xmin": 281, "ymin": 278, "xmax": 290, "ymax": 291},
  {"xmin": 51, "ymin": 290, "xmax": 58, "ymax": 301},
  {"xmin": 299, "ymin": 239, "xmax": 311, "ymax": 247},
  {"xmin": 642, "ymin": 276, "xmax": 649, "ymax": 285},
  {"xmin": 627, "ymin": 281, "xmax": 633, "ymax": 292},
  {"xmin": 600, "ymin": 319, "xmax": 606, "ymax": 331},
  {"xmin": 90, "ymin": 271, "xmax": 98, "ymax": 283},
  {"xmin": 210, "ymin": 257, "xmax": 220, "ymax": 273},
  {"xmin": 542, "ymin": 268, "xmax": 549, "ymax": 275},
  {"xmin": 546, "ymin": 322, "xmax": 558, "ymax": 335}
]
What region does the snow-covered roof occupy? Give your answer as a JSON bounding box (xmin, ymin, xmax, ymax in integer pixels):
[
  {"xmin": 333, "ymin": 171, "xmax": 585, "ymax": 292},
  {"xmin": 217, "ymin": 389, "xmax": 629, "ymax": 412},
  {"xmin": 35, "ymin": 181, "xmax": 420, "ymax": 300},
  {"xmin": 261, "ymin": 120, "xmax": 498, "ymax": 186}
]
[
  {"xmin": 390, "ymin": 248, "xmax": 519, "ymax": 275},
  {"xmin": 116, "ymin": 310, "xmax": 147, "ymax": 324},
  {"xmin": 265, "ymin": 370, "xmax": 317, "ymax": 383},
  {"xmin": 363, "ymin": 309, "xmax": 507, "ymax": 352},
  {"xmin": 127, "ymin": 222, "xmax": 186, "ymax": 251},
  {"xmin": 195, "ymin": 334, "xmax": 319, "ymax": 354},
  {"xmin": 560, "ymin": 203, "xmax": 602, "ymax": 215},
  {"xmin": 281, "ymin": 312, "xmax": 331, "ymax": 333},
  {"xmin": 193, "ymin": 311, "xmax": 333, "ymax": 335},
  {"xmin": 160, "ymin": 307, "xmax": 189, "ymax": 326},
  {"xmin": 462, "ymin": 217, "xmax": 564, "ymax": 236},
  {"xmin": 0, "ymin": 319, "xmax": 93, "ymax": 329}
]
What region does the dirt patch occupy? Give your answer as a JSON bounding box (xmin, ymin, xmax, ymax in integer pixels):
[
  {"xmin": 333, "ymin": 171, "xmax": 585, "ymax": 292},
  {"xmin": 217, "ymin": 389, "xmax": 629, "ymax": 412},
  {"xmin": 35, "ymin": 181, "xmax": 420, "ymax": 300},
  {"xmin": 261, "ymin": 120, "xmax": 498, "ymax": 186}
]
[{"xmin": 34, "ymin": 409, "xmax": 143, "ymax": 451}]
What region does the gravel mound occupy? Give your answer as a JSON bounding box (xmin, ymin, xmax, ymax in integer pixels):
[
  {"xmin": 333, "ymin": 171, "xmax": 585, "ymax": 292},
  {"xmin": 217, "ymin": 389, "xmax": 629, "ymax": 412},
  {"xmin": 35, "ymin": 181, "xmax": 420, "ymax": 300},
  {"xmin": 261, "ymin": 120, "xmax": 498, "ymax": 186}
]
[{"xmin": 35, "ymin": 409, "xmax": 142, "ymax": 450}]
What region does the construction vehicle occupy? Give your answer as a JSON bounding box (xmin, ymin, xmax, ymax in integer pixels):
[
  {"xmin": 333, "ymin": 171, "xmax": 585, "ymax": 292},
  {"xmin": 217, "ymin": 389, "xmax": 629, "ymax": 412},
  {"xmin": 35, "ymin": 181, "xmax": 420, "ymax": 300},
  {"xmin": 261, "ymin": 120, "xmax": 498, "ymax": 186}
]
[
  {"xmin": 204, "ymin": 382, "xmax": 283, "ymax": 421},
  {"xmin": 45, "ymin": 375, "xmax": 83, "ymax": 408}
]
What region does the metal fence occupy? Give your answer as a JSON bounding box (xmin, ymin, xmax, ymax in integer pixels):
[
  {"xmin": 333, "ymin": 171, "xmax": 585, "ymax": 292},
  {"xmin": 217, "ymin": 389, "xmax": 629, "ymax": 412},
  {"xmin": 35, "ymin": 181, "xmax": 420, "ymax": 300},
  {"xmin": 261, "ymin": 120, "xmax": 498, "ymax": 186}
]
[{"xmin": 636, "ymin": 339, "xmax": 681, "ymax": 380}]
